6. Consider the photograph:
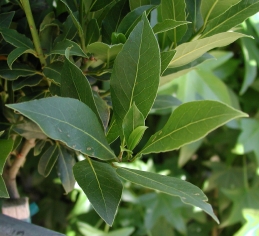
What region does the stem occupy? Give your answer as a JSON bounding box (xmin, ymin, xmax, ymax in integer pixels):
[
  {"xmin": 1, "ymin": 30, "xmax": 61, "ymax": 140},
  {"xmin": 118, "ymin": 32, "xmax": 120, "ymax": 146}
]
[
  {"xmin": 20, "ymin": 0, "xmax": 47, "ymax": 68},
  {"xmin": 3, "ymin": 139, "xmax": 36, "ymax": 199},
  {"xmin": 104, "ymin": 224, "xmax": 110, "ymax": 233}
]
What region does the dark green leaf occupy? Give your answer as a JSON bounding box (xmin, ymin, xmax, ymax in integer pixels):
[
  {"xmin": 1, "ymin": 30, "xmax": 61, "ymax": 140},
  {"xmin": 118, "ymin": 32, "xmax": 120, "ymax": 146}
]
[
  {"xmin": 0, "ymin": 139, "xmax": 14, "ymax": 174},
  {"xmin": 136, "ymin": 100, "xmax": 247, "ymax": 158},
  {"xmin": 0, "ymin": 28, "xmax": 34, "ymax": 49},
  {"xmin": 90, "ymin": 0, "xmax": 114, "ymax": 11},
  {"xmin": 0, "ymin": 176, "xmax": 9, "ymax": 198},
  {"xmin": 201, "ymin": 0, "xmax": 259, "ymax": 38},
  {"xmin": 0, "ymin": 11, "xmax": 15, "ymax": 28},
  {"xmin": 34, "ymin": 140, "xmax": 46, "ymax": 156},
  {"xmin": 85, "ymin": 19, "xmax": 100, "ymax": 46},
  {"xmin": 7, "ymin": 47, "xmax": 35, "ymax": 69},
  {"xmin": 106, "ymin": 117, "xmax": 119, "ymax": 144},
  {"xmin": 57, "ymin": 145, "xmax": 75, "ymax": 194},
  {"xmin": 117, "ymin": 5, "xmax": 155, "ymax": 37},
  {"xmin": 116, "ymin": 167, "xmax": 219, "ymax": 223},
  {"xmin": 61, "ymin": 49, "xmax": 101, "ymax": 126},
  {"xmin": 111, "ymin": 13, "xmax": 160, "ymax": 134},
  {"xmin": 7, "ymin": 97, "xmax": 116, "ymax": 160},
  {"xmin": 73, "ymin": 158, "xmax": 123, "ymax": 226},
  {"xmin": 151, "ymin": 95, "xmax": 182, "ymax": 111},
  {"xmin": 51, "ymin": 39, "xmax": 88, "ymax": 57},
  {"xmin": 161, "ymin": 50, "xmax": 176, "ymax": 75},
  {"xmin": 38, "ymin": 144, "xmax": 59, "ymax": 177},
  {"xmin": 0, "ymin": 63, "xmax": 37, "ymax": 80},
  {"xmin": 43, "ymin": 61, "xmax": 63, "ymax": 84},
  {"xmin": 12, "ymin": 74, "xmax": 42, "ymax": 91},
  {"xmin": 153, "ymin": 20, "xmax": 189, "ymax": 34}
]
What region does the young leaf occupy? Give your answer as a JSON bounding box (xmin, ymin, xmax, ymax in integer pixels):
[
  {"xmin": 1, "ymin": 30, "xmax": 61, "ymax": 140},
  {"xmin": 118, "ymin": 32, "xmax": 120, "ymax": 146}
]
[
  {"xmin": 116, "ymin": 167, "xmax": 219, "ymax": 223},
  {"xmin": 201, "ymin": 0, "xmax": 259, "ymax": 38},
  {"xmin": 122, "ymin": 103, "xmax": 145, "ymax": 144},
  {"xmin": 38, "ymin": 144, "xmax": 59, "ymax": 177},
  {"xmin": 73, "ymin": 158, "xmax": 123, "ymax": 226},
  {"xmin": 110, "ymin": 13, "xmax": 160, "ymax": 134},
  {"xmin": 135, "ymin": 100, "xmax": 247, "ymax": 158},
  {"xmin": 57, "ymin": 145, "xmax": 75, "ymax": 194},
  {"xmin": 169, "ymin": 32, "xmax": 249, "ymax": 68},
  {"xmin": 61, "ymin": 48, "xmax": 101, "ymax": 126},
  {"xmin": 7, "ymin": 97, "xmax": 116, "ymax": 160},
  {"xmin": 127, "ymin": 126, "xmax": 148, "ymax": 150}
]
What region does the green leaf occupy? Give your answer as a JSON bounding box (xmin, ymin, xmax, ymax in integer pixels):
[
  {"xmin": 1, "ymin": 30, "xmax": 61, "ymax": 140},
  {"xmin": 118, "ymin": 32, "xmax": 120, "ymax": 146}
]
[
  {"xmin": 117, "ymin": 5, "xmax": 155, "ymax": 37},
  {"xmin": 43, "ymin": 61, "xmax": 63, "ymax": 84},
  {"xmin": 106, "ymin": 117, "xmax": 119, "ymax": 144},
  {"xmin": 61, "ymin": 49, "xmax": 101, "ymax": 126},
  {"xmin": 201, "ymin": 0, "xmax": 259, "ymax": 38},
  {"xmin": 110, "ymin": 13, "xmax": 160, "ymax": 134},
  {"xmin": 57, "ymin": 145, "xmax": 75, "ymax": 194},
  {"xmin": 0, "ymin": 63, "xmax": 37, "ymax": 80},
  {"xmin": 116, "ymin": 167, "xmax": 219, "ymax": 223},
  {"xmin": 0, "ymin": 11, "xmax": 15, "ymax": 28},
  {"xmin": 0, "ymin": 176, "xmax": 9, "ymax": 198},
  {"xmin": 122, "ymin": 103, "xmax": 145, "ymax": 144},
  {"xmin": 73, "ymin": 158, "xmax": 123, "ymax": 226},
  {"xmin": 51, "ymin": 39, "xmax": 88, "ymax": 57},
  {"xmin": 158, "ymin": 0, "xmax": 187, "ymax": 44},
  {"xmin": 200, "ymin": 0, "xmax": 241, "ymax": 22},
  {"xmin": 160, "ymin": 50, "xmax": 176, "ymax": 75},
  {"xmin": 90, "ymin": 0, "xmax": 114, "ymax": 11},
  {"xmin": 0, "ymin": 139, "xmax": 14, "ymax": 174},
  {"xmin": 127, "ymin": 126, "xmax": 148, "ymax": 150},
  {"xmin": 38, "ymin": 144, "xmax": 59, "ymax": 177},
  {"xmin": 153, "ymin": 20, "xmax": 189, "ymax": 34},
  {"xmin": 151, "ymin": 95, "xmax": 182, "ymax": 111},
  {"xmin": 86, "ymin": 42, "xmax": 123, "ymax": 68},
  {"xmin": 169, "ymin": 32, "xmax": 249, "ymax": 68},
  {"xmin": 7, "ymin": 97, "xmax": 116, "ymax": 160},
  {"xmin": 102, "ymin": 0, "xmax": 129, "ymax": 44},
  {"xmin": 0, "ymin": 28, "xmax": 34, "ymax": 49},
  {"xmin": 111, "ymin": 33, "xmax": 127, "ymax": 44},
  {"xmin": 136, "ymin": 100, "xmax": 247, "ymax": 158},
  {"xmin": 7, "ymin": 47, "xmax": 35, "ymax": 69},
  {"xmin": 12, "ymin": 74, "xmax": 42, "ymax": 91},
  {"xmin": 85, "ymin": 19, "xmax": 100, "ymax": 46}
]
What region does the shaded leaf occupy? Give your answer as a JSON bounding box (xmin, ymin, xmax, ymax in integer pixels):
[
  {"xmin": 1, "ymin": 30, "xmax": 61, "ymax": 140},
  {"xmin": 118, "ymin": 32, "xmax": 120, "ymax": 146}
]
[
  {"xmin": 85, "ymin": 19, "xmax": 100, "ymax": 46},
  {"xmin": 38, "ymin": 144, "xmax": 59, "ymax": 177},
  {"xmin": 7, "ymin": 47, "xmax": 35, "ymax": 69},
  {"xmin": 116, "ymin": 167, "xmax": 219, "ymax": 223},
  {"xmin": 73, "ymin": 158, "xmax": 123, "ymax": 226},
  {"xmin": 0, "ymin": 139, "xmax": 14, "ymax": 174},
  {"xmin": 111, "ymin": 13, "xmax": 160, "ymax": 134},
  {"xmin": 201, "ymin": 0, "xmax": 259, "ymax": 38},
  {"xmin": 7, "ymin": 97, "xmax": 116, "ymax": 160},
  {"xmin": 43, "ymin": 61, "xmax": 63, "ymax": 84},
  {"xmin": 90, "ymin": 0, "xmax": 114, "ymax": 11},
  {"xmin": 57, "ymin": 145, "xmax": 75, "ymax": 194},
  {"xmin": 152, "ymin": 95, "xmax": 182, "ymax": 111},
  {"xmin": 12, "ymin": 74, "xmax": 42, "ymax": 91},
  {"xmin": 106, "ymin": 118, "xmax": 119, "ymax": 144},
  {"xmin": 136, "ymin": 100, "xmax": 247, "ymax": 158},
  {"xmin": 0, "ymin": 11, "xmax": 15, "ymax": 28},
  {"xmin": 160, "ymin": 50, "xmax": 176, "ymax": 75},
  {"xmin": 169, "ymin": 32, "xmax": 249, "ymax": 68},
  {"xmin": 0, "ymin": 176, "xmax": 9, "ymax": 198}
]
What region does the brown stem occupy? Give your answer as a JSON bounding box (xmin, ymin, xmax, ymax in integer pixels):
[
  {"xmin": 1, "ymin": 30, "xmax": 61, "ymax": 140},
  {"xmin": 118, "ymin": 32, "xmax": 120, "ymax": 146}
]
[{"xmin": 4, "ymin": 139, "xmax": 35, "ymax": 199}]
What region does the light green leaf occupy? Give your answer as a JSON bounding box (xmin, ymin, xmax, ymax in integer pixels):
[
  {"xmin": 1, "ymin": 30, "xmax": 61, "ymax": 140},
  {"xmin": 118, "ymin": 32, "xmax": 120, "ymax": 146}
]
[
  {"xmin": 57, "ymin": 145, "xmax": 75, "ymax": 194},
  {"xmin": 0, "ymin": 11, "xmax": 15, "ymax": 28},
  {"xmin": 153, "ymin": 20, "xmax": 189, "ymax": 34},
  {"xmin": 43, "ymin": 61, "xmax": 63, "ymax": 84},
  {"xmin": 7, "ymin": 47, "xmax": 35, "ymax": 69},
  {"xmin": 169, "ymin": 32, "xmax": 249, "ymax": 68},
  {"xmin": 0, "ymin": 139, "xmax": 14, "ymax": 174},
  {"xmin": 160, "ymin": 50, "xmax": 176, "ymax": 75},
  {"xmin": 116, "ymin": 167, "xmax": 219, "ymax": 223},
  {"xmin": 38, "ymin": 144, "xmax": 59, "ymax": 177},
  {"xmin": 110, "ymin": 13, "xmax": 160, "ymax": 134},
  {"xmin": 0, "ymin": 63, "xmax": 37, "ymax": 80},
  {"xmin": 51, "ymin": 39, "xmax": 88, "ymax": 57},
  {"xmin": 7, "ymin": 97, "xmax": 116, "ymax": 160},
  {"xmin": 136, "ymin": 100, "xmax": 247, "ymax": 158},
  {"xmin": 12, "ymin": 74, "xmax": 42, "ymax": 91},
  {"xmin": 201, "ymin": 0, "xmax": 241, "ymax": 22},
  {"xmin": 201, "ymin": 0, "xmax": 259, "ymax": 38},
  {"xmin": 117, "ymin": 5, "xmax": 155, "ymax": 37},
  {"xmin": 86, "ymin": 42, "xmax": 123, "ymax": 68},
  {"xmin": 127, "ymin": 126, "xmax": 148, "ymax": 150},
  {"xmin": 0, "ymin": 28, "xmax": 34, "ymax": 49},
  {"xmin": 61, "ymin": 49, "xmax": 101, "ymax": 126},
  {"xmin": 0, "ymin": 176, "xmax": 9, "ymax": 198},
  {"xmin": 73, "ymin": 158, "xmax": 123, "ymax": 226},
  {"xmin": 122, "ymin": 103, "xmax": 145, "ymax": 144}
]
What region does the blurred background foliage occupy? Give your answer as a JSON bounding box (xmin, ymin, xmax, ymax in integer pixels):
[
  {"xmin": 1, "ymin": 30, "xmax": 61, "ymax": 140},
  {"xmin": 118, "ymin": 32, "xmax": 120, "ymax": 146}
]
[{"xmin": 1, "ymin": 0, "xmax": 259, "ymax": 235}]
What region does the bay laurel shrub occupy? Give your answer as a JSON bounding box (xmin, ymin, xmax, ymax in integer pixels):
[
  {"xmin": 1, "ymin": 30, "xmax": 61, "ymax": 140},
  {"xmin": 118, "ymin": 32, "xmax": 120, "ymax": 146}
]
[{"xmin": 0, "ymin": 0, "xmax": 259, "ymax": 234}]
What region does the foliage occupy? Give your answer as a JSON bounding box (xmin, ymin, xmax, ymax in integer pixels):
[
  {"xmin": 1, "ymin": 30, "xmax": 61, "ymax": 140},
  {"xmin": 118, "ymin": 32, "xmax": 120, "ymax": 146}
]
[{"xmin": 0, "ymin": 0, "xmax": 259, "ymax": 235}]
